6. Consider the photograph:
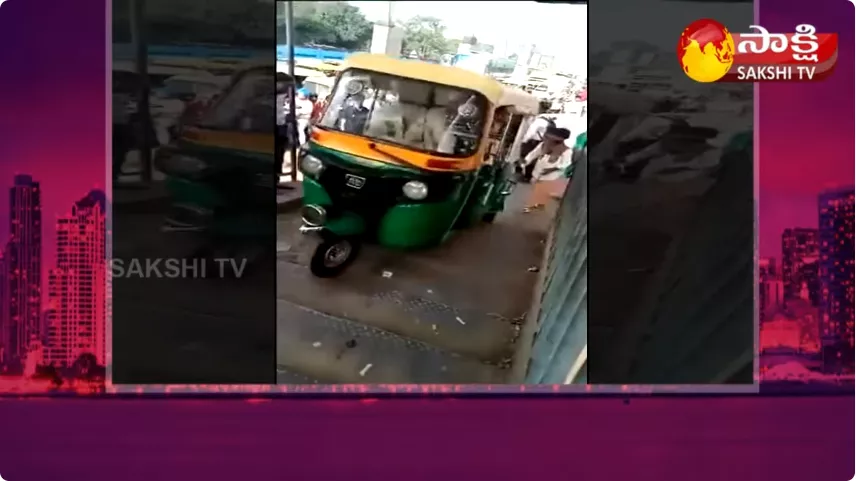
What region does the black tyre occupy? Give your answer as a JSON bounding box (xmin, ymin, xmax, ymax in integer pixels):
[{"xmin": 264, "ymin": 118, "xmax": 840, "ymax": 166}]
[
  {"xmin": 310, "ymin": 237, "xmax": 360, "ymax": 278},
  {"xmin": 482, "ymin": 212, "xmax": 497, "ymax": 223}
]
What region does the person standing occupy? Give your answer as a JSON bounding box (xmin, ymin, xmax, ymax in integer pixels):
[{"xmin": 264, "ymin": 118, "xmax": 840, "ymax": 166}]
[
  {"xmin": 522, "ymin": 126, "xmax": 573, "ymax": 211},
  {"xmin": 276, "ymin": 81, "xmax": 294, "ymax": 177},
  {"xmin": 517, "ymin": 114, "xmax": 556, "ymax": 182},
  {"xmin": 294, "ymin": 89, "xmax": 314, "ymax": 146},
  {"xmin": 309, "ymin": 93, "xmax": 324, "ymax": 124},
  {"xmin": 112, "ymin": 83, "xmax": 133, "ymax": 180}
]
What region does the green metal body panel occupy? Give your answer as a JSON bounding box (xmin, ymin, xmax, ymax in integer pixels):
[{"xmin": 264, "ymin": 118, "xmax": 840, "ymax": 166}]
[
  {"xmin": 301, "ymin": 176, "xmax": 333, "ymax": 205},
  {"xmin": 378, "ymin": 197, "xmax": 466, "ymax": 248},
  {"xmin": 161, "ymin": 141, "xmax": 273, "ymax": 204},
  {"xmin": 300, "ymin": 143, "xmax": 517, "ymax": 249},
  {"xmin": 159, "ymin": 141, "xmax": 274, "ymax": 238},
  {"xmin": 456, "ymin": 166, "xmax": 497, "ymax": 227},
  {"xmin": 165, "ymin": 176, "xmax": 223, "ymax": 209},
  {"xmin": 302, "ymin": 177, "xmax": 367, "ymax": 237}
]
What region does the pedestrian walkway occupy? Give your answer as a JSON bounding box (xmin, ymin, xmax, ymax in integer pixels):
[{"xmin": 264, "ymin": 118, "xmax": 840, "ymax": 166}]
[{"xmin": 275, "ymin": 184, "xmax": 554, "ymax": 384}]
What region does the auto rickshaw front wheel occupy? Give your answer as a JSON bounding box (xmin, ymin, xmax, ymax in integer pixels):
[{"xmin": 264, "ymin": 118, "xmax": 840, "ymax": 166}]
[{"xmin": 310, "ymin": 237, "xmax": 361, "ymax": 278}]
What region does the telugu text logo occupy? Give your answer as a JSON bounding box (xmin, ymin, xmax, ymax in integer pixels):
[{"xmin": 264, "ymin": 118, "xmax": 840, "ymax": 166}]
[{"xmin": 678, "ymin": 20, "xmax": 838, "ymax": 82}]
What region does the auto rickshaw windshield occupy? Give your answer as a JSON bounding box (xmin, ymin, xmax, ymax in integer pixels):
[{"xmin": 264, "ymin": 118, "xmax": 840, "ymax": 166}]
[
  {"xmin": 195, "ymin": 69, "xmax": 275, "ymax": 133},
  {"xmin": 317, "ymin": 68, "xmax": 489, "ymax": 157}
]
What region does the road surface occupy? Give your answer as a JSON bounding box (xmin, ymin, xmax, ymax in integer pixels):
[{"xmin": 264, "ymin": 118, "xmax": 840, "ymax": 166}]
[{"xmin": 276, "ymin": 184, "xmax": 553, "ymax": 384}]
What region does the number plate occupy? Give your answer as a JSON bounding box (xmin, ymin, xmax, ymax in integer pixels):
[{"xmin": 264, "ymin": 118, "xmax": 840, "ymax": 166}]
[{"xmin": 345, "ymin": 174, "xmax": 366, "ymax": 189}]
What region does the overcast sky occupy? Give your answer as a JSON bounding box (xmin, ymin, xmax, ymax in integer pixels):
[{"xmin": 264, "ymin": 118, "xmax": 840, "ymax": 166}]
[
  {"xmin": 349, "ymin": 1, "xmax": 587, "ymax": 72},
  {"xmin": 589, "ymin": 0, "xmax": 755, "ymax": 50},
  {"xmin": 348, "ymin": 1, "xmax": 754, "ymax": 72}
]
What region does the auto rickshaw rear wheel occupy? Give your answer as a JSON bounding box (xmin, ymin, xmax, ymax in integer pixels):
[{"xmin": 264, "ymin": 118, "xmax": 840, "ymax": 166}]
[
  {"xmin": 482, "ymin": 212, "xmax": 497, "ymax": 223},
  {"xmin": 310, "ymin": 237, "xmax": 360, "ymax": 278}
]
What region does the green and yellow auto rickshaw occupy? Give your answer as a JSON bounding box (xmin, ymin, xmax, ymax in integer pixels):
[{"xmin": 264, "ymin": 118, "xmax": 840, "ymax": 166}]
[
  {"xmin": 297, "ymin": 53, "xmax": 540, "ymax": 277},
  {"xmin": 154, "ymin": 64, "xmax": 276, "ymax": 265}
]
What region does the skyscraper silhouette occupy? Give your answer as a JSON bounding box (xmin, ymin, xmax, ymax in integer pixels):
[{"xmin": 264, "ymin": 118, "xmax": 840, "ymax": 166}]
[
  {"xmin": 45, "ymin": 190, "xmax": 107, "ymax": 367},
  {"xmin": 781, "ymin": 228, "xmax": 819, "ymax": 303},
  {"xmin": 0, "ymin": 248, "xmax": 8, "ymax": 366},
  {"xmin": 5, "ymin": 175, "xmax": 42, "ymax": 370},
  {"xmin": 818, "ymin": 188, "xmax": 855, "ymax": 373},
  {"xmin": 758, "ymin": 257, "xmax": 783, "ymax": 320}
]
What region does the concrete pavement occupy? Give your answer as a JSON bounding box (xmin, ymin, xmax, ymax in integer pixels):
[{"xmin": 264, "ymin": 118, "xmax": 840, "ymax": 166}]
[
  {"xmin": 276, "ymin": 184, "xmax": 553, "ymax": 384},
  {"xmin": 109, "ymin": 181, "xmax": 553, "ymax": 385},
  {"xmin": 111, "ymin": 211, "xmax": 277, "ymax": 384}
]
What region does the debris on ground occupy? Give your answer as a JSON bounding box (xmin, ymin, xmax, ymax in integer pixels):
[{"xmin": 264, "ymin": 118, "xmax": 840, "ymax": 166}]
[
  {"xmin": 426, "ymin": 289, "xmax": 434, "ymax": 294},
  {"xmin": 455, "ymin": 316, "xmax": 466, "ymax": 325},
  {"xmin": 336, "ymin": 339, "xmax": 358, "ymax": 359},
  {"xmin": 431, "ymin": 324, "xmax": 438, "ymax": 334},
  {"xmin": 312, "ymin": 341, "xmax": 322, "ymax": 348},
  {"xmin": 381, "ymin": 270, "xmax": 393, "ymax": 278},
  {"xmin": 528, "ymin": 266, "xmax": 540, "ymax": 272},
  {"xmin": 359, "ymin": 363, "xmax": 373, "ymax": 377}
]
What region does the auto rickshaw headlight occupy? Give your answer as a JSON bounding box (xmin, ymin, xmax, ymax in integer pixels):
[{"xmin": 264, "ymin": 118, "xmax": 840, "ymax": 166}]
[
  {"xmin": 402, "ymin": 181, "xmax": 428, "ymax": 200},
  {"xmin": 300, "ymin": 155, "xmax": 325, "ymax": 177},
  {"xmin": 301, "ymin": 204, "xmax": 327, "ymax": 227}
]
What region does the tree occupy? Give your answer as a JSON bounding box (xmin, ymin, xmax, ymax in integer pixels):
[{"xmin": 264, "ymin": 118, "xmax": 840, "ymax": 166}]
[
  {"xmin": 401, "ymin": 16, "xmax": 455, "ymax": 61},
  {"xmin": 114, "ymin": 0, "xmax": 274, "ymax": 47},
  {"xmin": 71, "ymin": 353, "xmax": 105, "ymax": 380},
  {"xmin": 34, "ymin": 363, "xmax": 63, "ymax": 388},
  {"xmin": 280, "ymin": 2, "xmax": 373, "ymax": 50}
]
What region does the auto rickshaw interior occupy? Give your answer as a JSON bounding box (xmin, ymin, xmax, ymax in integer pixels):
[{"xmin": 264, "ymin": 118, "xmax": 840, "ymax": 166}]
[
  {"xmin": 194, "ymin": 68, "xmax": 275, "ymax": 134},
  {"xmin": 317, "ymin": 69, "xmax": 489, "ymax": 159},
  {"xmin": 155, "ymin": 66, "xmax": 276, "ymax": 261}
]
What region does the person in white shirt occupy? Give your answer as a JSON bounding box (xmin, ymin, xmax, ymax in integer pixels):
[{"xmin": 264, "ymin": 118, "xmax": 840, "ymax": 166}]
[
  {"xmin": 522, "ymin": 115, "xmax": 554, "ymax": 143},
  {"xmin": 363, "ymin": 91, "xmax": 406, "ymax": 142},
  {"xmin": 294, "ymin": 89, "xmax": 314, "ymax": 145},
  {"xmin": 517, "ymin": 114, "xmax": 556, "ymax": 181},
  {"xmin": 523, "ymin": 126, "xmax": 573, "ymax": 211}
]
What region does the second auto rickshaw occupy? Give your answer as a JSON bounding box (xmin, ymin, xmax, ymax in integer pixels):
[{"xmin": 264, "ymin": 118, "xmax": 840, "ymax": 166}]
[
  {"xmin": 298, "ymin": 53, "xmax": 540, "ymax": 277},
  {"xmin": 154, "ymin": 64, "xmax": 276, "ymax": 269}
]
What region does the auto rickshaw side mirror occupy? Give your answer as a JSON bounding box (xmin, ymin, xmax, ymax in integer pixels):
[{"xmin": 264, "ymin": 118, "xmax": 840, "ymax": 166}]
[
  {"xmin": 345, "ymin": 80, "xmax": 364, "ymax": 95},
  {"xmin": 457, "ymin": 103, "xmax": 478, "ymax": 118}
]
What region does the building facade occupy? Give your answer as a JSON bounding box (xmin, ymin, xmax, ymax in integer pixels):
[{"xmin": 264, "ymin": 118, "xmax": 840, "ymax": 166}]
[
  {"xmin": 781, "ymin": 227, "xmax": 819, "ymax": 303},
  {"xmin": 759, "ymin": 257, "xmax": 783, "ymax": 321},
  {"xmin": 5, "ymin": 175, "xmax": 43, "ymax": 368},
  {"xmin": 44, "ymin": 191, "xmax": 107, "ymax": 367},
  {"xmin": 0, "ymin": 249, "xmax": 7, "ymax": 366},
  {"xmin": 818, "ymin": 188, "xmax": 854, "ymax": 373}
]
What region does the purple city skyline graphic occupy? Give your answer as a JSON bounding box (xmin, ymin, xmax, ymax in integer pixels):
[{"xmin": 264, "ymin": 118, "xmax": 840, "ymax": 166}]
[
  {"xmin": 0, "ymin": 1, "xmax": 853, "ymax": 481},
  {"xmin": 758, "ymin": 187, "xmax": 854, "ymax": 383},
  {"xmin": 0, "ymin": 174, "xmax": 106, "ymax": 392},
  {"xmin": 0, "ymin": 2, "xmax": 853, "ymax": 391}
]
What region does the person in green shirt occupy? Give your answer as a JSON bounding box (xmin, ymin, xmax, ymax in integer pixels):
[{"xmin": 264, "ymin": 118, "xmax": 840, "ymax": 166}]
[{"xmin": 564, "ymin": 131, "xmax": 586, "ymax": 178}]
